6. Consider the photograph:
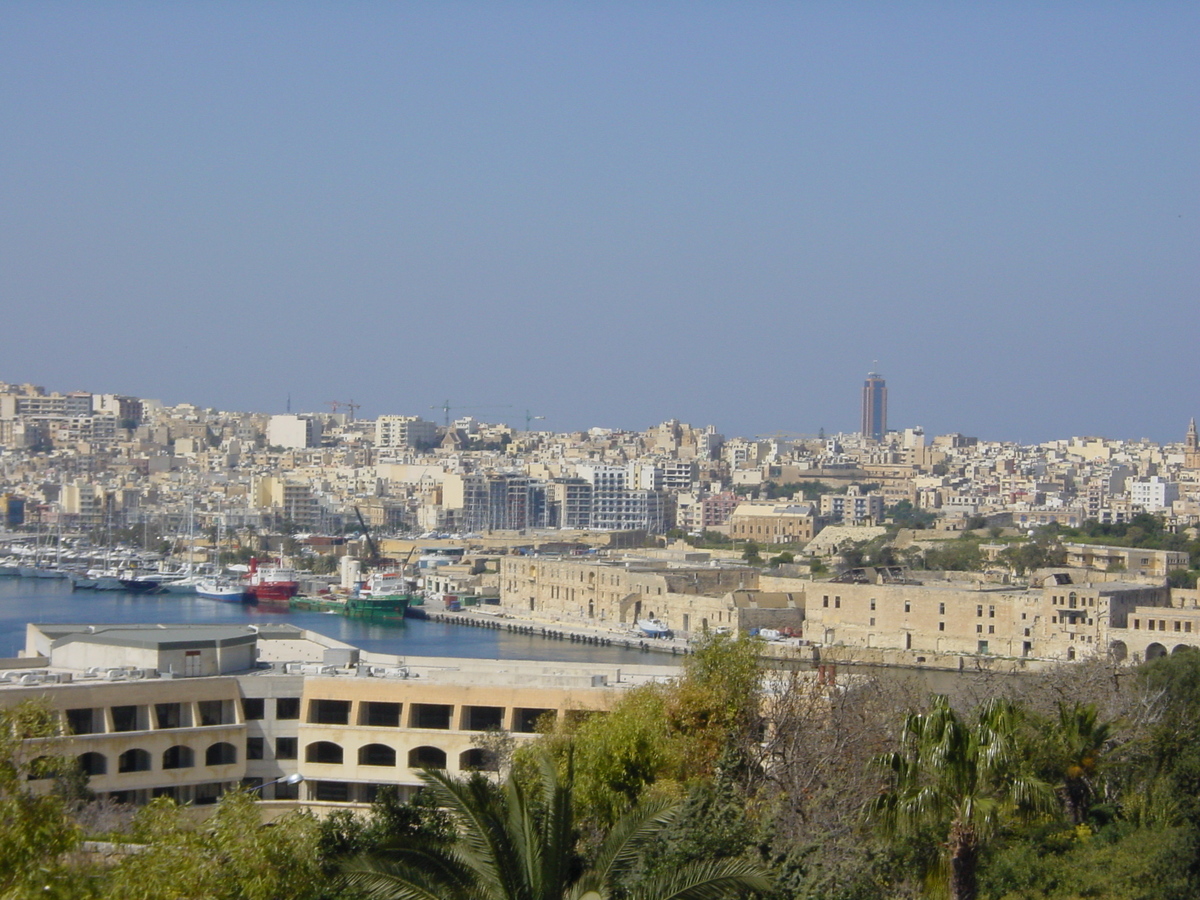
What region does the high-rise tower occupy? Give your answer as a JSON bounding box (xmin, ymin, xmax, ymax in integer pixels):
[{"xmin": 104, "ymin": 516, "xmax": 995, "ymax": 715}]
[{"xmin": 861, "ymin": 372, "xmax": 887, "ymax": 441}]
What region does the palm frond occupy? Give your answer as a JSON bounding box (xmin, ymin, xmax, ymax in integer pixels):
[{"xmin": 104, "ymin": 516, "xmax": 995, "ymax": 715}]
[
  {"xmin": 419, "ymin": 769, "xmax": 516, "ymax": 896},
  {"xmin": 590, "ymin": 794, "xmax": 681, "ymax": 883},
  {"xmin": 626, "ymin": 857, "xmax": 772, "ymax": 900},
  {"xmin": 341, "ymin": 851, "xmax": 472, "ymax": 900}
]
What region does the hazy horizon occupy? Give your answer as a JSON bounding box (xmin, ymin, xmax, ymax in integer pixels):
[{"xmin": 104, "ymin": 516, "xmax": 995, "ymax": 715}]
[{"xmin": 2, "ymin": 4, "xmax": 1196, "ymax": 444}]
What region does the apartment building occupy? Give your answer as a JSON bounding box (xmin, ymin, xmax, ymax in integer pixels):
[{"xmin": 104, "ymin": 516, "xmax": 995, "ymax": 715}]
[
  {"xmin": 266, "ymin": 415, "xmax": 323, "ymax": 450},
  {"xmin": 375, "ymin": 416, "xmax": 438, "ymax": 451},
  {"xmin": 1126, "ymin": 476, "xmax": 1180, "ymax": 512},
  {"xmin": 819, "ymin": 485, "xmax": 885, "ymax": 525},
  {"xmin": 1061, "ymin": 543, "xmax": 1189, "ymax": 579}
]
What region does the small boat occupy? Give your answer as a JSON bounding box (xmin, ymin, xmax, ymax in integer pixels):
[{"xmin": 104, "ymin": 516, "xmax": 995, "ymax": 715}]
[
  {"xmin": 118, "ymin": 574, "xmax": 163, "ymax": 593},
  {"xmin": 67, "ymin": 569, "xmax": 98, "ymax": 589},
  {"xmin": 158, "ymin": 571, "xmax": 203, "ymax": 594},
  {"xmin": 636, "ymin": 618, "xmax": 672, "ymax": 638},
  {"xmin": 196, "ymin": 577, "xmax": 251, "ymax": 603}
]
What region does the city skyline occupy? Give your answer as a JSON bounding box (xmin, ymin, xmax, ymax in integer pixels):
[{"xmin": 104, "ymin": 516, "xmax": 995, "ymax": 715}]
[
  {"xmin": 4, "ymin": 373, "xmax": 1200, "ymax": 449},
  {"xmin": 2, "ymin": 5, "xmax": 1196, "ymax": 443}
]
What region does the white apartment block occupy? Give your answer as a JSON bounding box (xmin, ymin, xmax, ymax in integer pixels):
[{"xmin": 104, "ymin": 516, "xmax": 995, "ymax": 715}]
[
  {"xmin": 267, "ymin": 415, "xmax": 323, "ymax": 450},
  {"xmin": 819, "ymin": 486, "xmax": 885, "ymax": 525},
  {"xmin": 1127, "ymin": 476, "xmax": 1179, "ymax": 511},
  {"xmin": 375, "ymin": 416, "xmax": 438, "ymax": 450}
]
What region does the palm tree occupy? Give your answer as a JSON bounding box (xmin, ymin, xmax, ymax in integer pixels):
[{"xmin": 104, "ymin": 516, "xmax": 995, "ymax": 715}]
[
  {"xmin": 1048, "ymin": 701, "xmax": 1116, "ymax": 825},
  {"xmin": 867, "ymin": 695, "xmax": 1055, "ymax": 900},
  {"xmin": 343, "ymin": 757, "xmax": 770, "ymax": 900}
]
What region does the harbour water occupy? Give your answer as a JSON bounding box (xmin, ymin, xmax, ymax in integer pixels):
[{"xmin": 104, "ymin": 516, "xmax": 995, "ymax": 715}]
[{"xmin": 0, "ymin": 577, "xmax": 656, "ymax": 666}]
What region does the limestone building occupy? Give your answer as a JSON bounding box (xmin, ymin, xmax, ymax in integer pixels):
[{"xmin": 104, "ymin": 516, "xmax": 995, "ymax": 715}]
[
  {"xmin": 2, "ymin": 623, "xmax": 657, "ymax": 808},
  {"xmin": 499, "ymin": 556, "xmax": 757, "ymax": 632},
  {"xmin": 728, "ymin": 502, "xmax": 820, "ymax": 544}
]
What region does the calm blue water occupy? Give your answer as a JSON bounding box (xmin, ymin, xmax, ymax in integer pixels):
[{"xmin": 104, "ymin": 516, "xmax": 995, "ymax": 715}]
[{"xmin": 0, "ymin": 577, "xmax": 653, "ymax": 665}]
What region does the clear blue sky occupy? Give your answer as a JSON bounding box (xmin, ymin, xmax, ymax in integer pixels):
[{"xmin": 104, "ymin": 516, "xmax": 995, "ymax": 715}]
[{"xmin": 2, "ymin": 3, "xmax": 1196, "ymax": 443}]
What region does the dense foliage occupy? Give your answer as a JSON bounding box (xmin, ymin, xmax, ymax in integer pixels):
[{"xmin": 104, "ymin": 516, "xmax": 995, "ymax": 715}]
[{"xmin": 11, "ymin": 644, "xmax": 1200, "ymax": 898}]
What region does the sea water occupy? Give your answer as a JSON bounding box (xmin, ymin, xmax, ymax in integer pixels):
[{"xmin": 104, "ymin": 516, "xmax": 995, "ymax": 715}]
[{"xmin": 0, "ymin": 577, "xmax": 655, "ymax": 665}]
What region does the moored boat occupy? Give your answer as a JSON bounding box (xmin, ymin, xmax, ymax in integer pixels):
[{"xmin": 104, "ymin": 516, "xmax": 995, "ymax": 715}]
[
  {"xmin": 245, "ymin": 557, "xmax": 299, "ymax": 605},
  {"xmin": 636, "ymin": 617, "xmax": 672, "ymax": 638},
  {"xmin": 291, "ymin": 590, "xmax": 410, "ymax": 620},
  {"xmin": 196, "ymin": 577, "xmax": 251, "ymax": 603}
]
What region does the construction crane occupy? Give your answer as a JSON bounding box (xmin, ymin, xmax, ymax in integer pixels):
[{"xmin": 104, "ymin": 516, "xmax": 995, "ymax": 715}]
[
  {"xmin": 328, "ymin": 400, "xmax": 362, "ymax": 421},
  {"xmin": 524, "ymin": 410, "xmax": 546, "ymax": 432},
  {"xmin": 430, "ymin": 400, "xmax": 512, "ymax": 428}
]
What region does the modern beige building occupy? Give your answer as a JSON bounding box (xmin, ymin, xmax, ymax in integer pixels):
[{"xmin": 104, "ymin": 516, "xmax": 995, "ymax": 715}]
[
  {"xmin": 1061, "ymin": 543, "xmax": 1189, "ymax": 579},
  {"xmin": 818, "ymin": 485, "xmax": 885, "ymax": 525},
  {"xmin": 3, "ymin": 623, "xmax": 663, "ymax": 809}
]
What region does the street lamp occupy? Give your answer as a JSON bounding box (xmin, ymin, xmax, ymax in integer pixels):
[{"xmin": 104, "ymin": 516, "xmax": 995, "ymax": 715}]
[{"xmin": 250, "ymin": 772, "xmax": 304, "ymax": 796}]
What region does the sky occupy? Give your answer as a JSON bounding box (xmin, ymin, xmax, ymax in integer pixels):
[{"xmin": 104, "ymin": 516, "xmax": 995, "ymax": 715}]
[{"xmin": 1, "ymin": 3, "xmax": 1196, "ymax": 445}]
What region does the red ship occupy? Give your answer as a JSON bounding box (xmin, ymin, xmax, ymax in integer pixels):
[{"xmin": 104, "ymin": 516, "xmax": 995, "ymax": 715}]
[{"xmin": 245, "ymin": 557, "xmax": 300, "ymax": 605}]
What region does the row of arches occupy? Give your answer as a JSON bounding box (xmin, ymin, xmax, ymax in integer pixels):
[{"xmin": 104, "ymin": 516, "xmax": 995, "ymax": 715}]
[
  {"xmin": 1109, "ymin": 640, "xmax": 1196, "ymax": 663},
  {"xmin": 306, "ymin": 741, "xmax": 489, "ymax": 771},
  {"xmin": 78, "ymin": 742, "xmax": 238, "ymax": 777}
]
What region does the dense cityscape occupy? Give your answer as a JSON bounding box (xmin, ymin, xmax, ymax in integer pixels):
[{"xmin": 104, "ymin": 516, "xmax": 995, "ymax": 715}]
[
  {"xmin": 2, "ymin": 2, "xmax": 1195, "ymax": 893},
  {"xmin": 5, "ymin": 372, "xmax": 1200, "ymax": 897}
]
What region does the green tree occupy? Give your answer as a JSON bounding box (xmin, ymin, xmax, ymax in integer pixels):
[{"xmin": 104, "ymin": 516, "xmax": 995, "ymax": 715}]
[
  {"xmin": 0, "ymin": 701, "xmax": 82, "ymax": 899},
  {"xmin": 887, "ymin": 500, "xmax": 936, "ymax": 529},
  {"xmin": 742, "ymin": 541, "xmax": 763, "ymax": 564},
  {"xmin": 924, "ymin": 540, "xmax": 984, "ymax": 572},
  {"xmin": 534, "ymin": 633, "xmax": 763, "ymax": 833},
  {"xmin": 868, "ymin": 695, "xmax": 1056, "ymax": 900},
  {"xmin": 1138, "ymin": 648, "xmax": 1200, "ymax": 825},
  {"xmin": 1167, "ymin": 568, "xmax": 1197, "ymax": 589},
  {"xmin": 343, "ymin": 759, "xmax": 770, "ymax": 900},
  {"xmin": 103, "ymin": 789, "xmax": 325, "ymax": 900}
]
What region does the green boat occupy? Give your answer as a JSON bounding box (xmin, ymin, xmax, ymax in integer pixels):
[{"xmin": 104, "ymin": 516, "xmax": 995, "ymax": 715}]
[{"xmin": 290, "ymin": 593, "xmax": 411, "ymax": 620}]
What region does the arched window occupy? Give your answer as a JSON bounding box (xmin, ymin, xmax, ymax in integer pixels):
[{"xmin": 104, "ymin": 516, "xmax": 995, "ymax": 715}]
[
  {"xmin": 162, "ymin": 745, "xmax": 194, "ymax": 769},
  {"xmin": 78, "ymin": 752, "xmax": 106, "ymax": 776},
  {"xmin": 408, "ymin": 746, "xmax": 447, "ymax": 769},
  {"xmin": 117, "ymin": 749, "xmax": 151, "ymax": 773},
  {"xmin": 1146, "ymin": 642, "xmax": 1168, "ymax": 661},
  {"xmin": 358, "ymin": 744, "xmax": 396, "ymax": 767},
  {"xmin": 205, "ymin": 742, "xmax": 237, "ymax": 766},
  {"xmin": 306, "ymin": 741, "xmax": 344, "ymax": 765},
  {"xmin": 459, "ymin": 748, "xmax": 491, "ymax": 771}
]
